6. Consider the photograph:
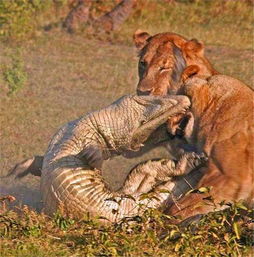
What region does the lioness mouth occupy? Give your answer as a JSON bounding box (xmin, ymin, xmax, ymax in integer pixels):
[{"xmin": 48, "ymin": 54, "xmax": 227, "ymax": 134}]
[{"xmin": 167, "ymin": 111, "xmax": 194, "ymax": 141}]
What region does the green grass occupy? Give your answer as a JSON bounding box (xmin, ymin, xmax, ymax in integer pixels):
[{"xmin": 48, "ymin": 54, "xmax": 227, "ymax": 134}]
[
  {"xmin": 0, "ymin": 0, "xmax": 253, "ymax": 256},
  {"xmin": 112, "ymin": 0, "xmax": 253, "ymax": 50},
  {"xmin": 0, "ymin": 200, "xmax": 253, "ymax": 257}
]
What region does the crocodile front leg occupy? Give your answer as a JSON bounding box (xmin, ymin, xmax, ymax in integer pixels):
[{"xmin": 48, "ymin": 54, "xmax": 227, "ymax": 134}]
[{"xmin": 121, "ymin": 152, "xmax": 208, "ymax": 195}]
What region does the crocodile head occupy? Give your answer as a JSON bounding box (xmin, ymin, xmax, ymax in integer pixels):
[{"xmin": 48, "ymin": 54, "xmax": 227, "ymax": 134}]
[{"xmin": 94, "ymin": 94, "xmax": 191, "ymax": 154}]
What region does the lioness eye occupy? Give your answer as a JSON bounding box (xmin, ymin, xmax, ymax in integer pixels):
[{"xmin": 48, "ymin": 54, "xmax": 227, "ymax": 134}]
[
  {"xmin": 140, "ymin": 60, "xmax": 146, "ymax": 68},
  {"xmin": 139, "ymin": 60, "xmax": 147, "ymax": 78}
]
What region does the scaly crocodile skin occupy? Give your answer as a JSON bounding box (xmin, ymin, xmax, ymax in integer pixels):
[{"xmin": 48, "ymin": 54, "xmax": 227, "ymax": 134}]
[{"xmin": 40, "ymin": 94, "xmax": 195, "ymax": 221}]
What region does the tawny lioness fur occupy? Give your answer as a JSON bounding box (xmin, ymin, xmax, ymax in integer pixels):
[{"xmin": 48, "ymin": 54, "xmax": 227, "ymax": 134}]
[{"xmin": 133, "ymin": 30, "xmax": 254, "ymax": 220}]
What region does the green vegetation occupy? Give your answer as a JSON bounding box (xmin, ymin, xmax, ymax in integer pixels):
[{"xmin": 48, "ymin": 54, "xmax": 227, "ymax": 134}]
[
  {"xmin": 116, "ymin": 0, "xmax": 253, "ymax": 49},
  {"xmin": 0, "ymin": 0, "xmax": 253, "ymax": 256},
  {"xmin": 0, "ymin": 0, "xmax": 66, "ymax": 40},
  {"xmin": 0, "ymin": 199, "xmax": 253, "ymax": 257},
  {"xmin": 2, "ymin": 51, "xmax": 27, "ymax": 95}
]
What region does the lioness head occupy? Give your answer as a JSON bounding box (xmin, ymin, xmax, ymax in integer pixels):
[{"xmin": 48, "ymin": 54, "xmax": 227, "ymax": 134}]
[{"xmin": 133, "ymin": 30, "xmax": 218, "ymax": 95}]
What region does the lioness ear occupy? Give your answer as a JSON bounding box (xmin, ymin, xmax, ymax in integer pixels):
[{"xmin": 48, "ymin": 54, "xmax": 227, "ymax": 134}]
[
  {"xmin": 184, "ymin": 39, "xmax": 205, "ymax": 56},
  {"xmin": 181, "ymin": 65, "xmax": 200, "ymax": 82},
  {"xmin": 133, "ymin": 29, "xmax": 151, "ymax": 50}
]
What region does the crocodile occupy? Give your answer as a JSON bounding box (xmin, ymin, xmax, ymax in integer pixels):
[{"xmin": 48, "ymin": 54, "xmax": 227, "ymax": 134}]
[{"xmin": 8, "ymin": 94, "xmax": 207, "ymax": 222}]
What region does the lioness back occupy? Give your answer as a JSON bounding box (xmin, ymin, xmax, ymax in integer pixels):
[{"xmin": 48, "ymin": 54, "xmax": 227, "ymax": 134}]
[{"xmin": 183, "ymin": 74, "xmax": 253, "ymax": 206}]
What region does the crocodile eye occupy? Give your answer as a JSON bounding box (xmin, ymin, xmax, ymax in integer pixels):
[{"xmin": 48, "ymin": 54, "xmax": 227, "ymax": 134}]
[
  {"xmin": 140, "ymin": 116, "xmax": 147, "ymax": 125},
  {"xmin": 140, "ymin": 119, "xmax": 146, "ymax": 125}
]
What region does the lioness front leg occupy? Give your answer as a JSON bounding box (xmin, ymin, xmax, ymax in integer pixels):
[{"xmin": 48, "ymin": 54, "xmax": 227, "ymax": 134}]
[
  {"xmin": 167, "ymin": 173, "xmax": 242, "ymax": 220},
  {"xmin": 121, "ymin": 152, "xmax": 207, "ymax": 195}
]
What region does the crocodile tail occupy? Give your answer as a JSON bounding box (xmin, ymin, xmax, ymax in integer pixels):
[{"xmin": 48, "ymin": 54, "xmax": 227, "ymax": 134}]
[{"xmin": 6, "ymin": 155, "xmax": 43, "ymax": 179}]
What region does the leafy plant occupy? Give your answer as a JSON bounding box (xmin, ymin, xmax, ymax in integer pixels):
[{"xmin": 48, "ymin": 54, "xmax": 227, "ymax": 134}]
[
  {"xmin": 0, "ymin": 0, "xmax": 66, "ymax": 40},
  {"xmin": 54, "ymin": 211, "xmax": 75, "ymax": 231},
  {"xmin": 3, "ymin": 51, "xmax": 27, "ymax": 96}
]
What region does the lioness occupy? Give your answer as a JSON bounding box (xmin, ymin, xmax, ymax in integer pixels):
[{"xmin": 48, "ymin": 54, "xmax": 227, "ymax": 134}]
[{"xmin": 134, "ymin": 30, "xmax": 254, "ymax": 219}]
